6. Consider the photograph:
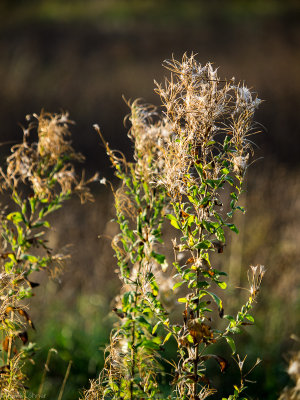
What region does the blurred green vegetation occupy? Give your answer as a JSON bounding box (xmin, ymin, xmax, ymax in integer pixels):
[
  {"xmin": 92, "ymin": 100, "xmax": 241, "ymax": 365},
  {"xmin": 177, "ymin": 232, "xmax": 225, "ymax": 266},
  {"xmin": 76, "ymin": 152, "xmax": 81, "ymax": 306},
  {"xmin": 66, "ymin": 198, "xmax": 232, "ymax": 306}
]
[
  {"xmin": 25, "ymin": 283, "xmax": 114, "ymax": 399},
  {"xmin": 1, "ymin": 0, "xmax": 299, "ymax": 28}
]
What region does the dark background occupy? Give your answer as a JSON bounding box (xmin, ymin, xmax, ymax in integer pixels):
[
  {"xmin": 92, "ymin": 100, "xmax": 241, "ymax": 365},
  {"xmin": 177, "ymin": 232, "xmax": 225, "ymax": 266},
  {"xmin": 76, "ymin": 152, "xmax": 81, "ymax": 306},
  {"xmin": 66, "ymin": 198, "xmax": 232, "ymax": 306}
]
[{"xmin": 0, "ymin": 1, "xmax": 299, "ymax": 399}]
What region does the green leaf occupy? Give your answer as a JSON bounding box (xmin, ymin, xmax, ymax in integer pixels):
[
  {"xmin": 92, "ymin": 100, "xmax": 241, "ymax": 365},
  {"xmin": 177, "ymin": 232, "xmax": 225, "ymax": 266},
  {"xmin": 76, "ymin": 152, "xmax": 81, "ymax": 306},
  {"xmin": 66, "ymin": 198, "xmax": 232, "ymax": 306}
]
[
  {"xmin": 195, "ymin": 281, "xmax": 210, "ymax": 289},
  {"xmin": 245, "ymin": 314, "xmax": 255, "ymax": 323},
  {"xmin": 206, "ymin": 140, "xmax": 216, "ymax": 147},
  {"xmin": 7, "ymin": 212, "xmax": 23, "ymax": 223},
  {"xmin": 202, "ymin": 220, "xmax": 215, "ymax": 234},
  {"xmin": 21, "ymin": 202, "xmax": 27, "ymax": 216},
  {"xmin": 31, "ymin": 221, "xmax": 50, "ymax": 229},
  {"xmin": 224, "ymin": 175, "xmax": 234, "ymax": 186},
  {"xmin": 172, "ymin": 325, "xmax": 181, "ymax": 333},
  {"xmin": 226, "ymin": 223, "xmax": 239, "ymax": 234},
  {"xmin": 166, "ymin": 214, "xmax": 177, "ymax": 222},
  {"xmin": 223, "ymin": 135, "xmax": 231, "ymax": 151},
  {"xmin": 163, "ymin": 331, "xmax": 172, "ymax": 344},
  {"xmin": 182, "ymin": 271, "xmax": 196, "ymax": 281},
  {"xmin": 178, "ymin": 297, "xmax": 187, "ymax": 303},
  {"xmin": 214, "ymin": 211, "xmax": 224, "ymax": 225},
  {"xmin": 166, "ymin": 214, "xmax": 181, "ymax": 229},
  {"xmin": 187, "ymin": 195, "xmax": 196, "ymax": 205},
  {"xmin": 195, "ymin": 301, "xmax": 212, "ymax": 311},
  {"xmin": 225, "ymin": 336, "xmax": 236, "ymax": 354},
  {"xmin": 109, "ymin": 379, "xmax": 119, "ymax": 392},
  {"xmin": 216, "ymin": 227, "xmax": 225, "ymax": 242},
  {"xmin": 187, "ymin": 334, "xmax": 194, "ymax": 343},
  {"xmin": 193, "ymin": 240, "xmax": 211, "ymax": 250},
  {"xmin": 152, "ymin": 321, "xmax": 162, "ymax": 335},
  {"xmin": 7, "ymin": 253, "xmax": 17, "ymax": 262},
  {"xmin": 21, "ymin": 254, "xmax": 38, "ymax": 263},
  {"xmin": 188, "ymin": 279, "xmax": 197, "ymax": 288},
  {"xmin": 194, "ymin": 162, "xmax": 204, "ymax": 178},
  {"xmin": 29, "ymin": 197, "xmax": 37, "ymax": 214},
  {"xmin": 5, "ymin": 260, "xmax": 14, "ymax": 273},
  {"xmin": 170, "ymin": 219, "xmax": 181, "ymax": 229},
  {"xmin": 185, "ymin": 215, "xmax": 195, "ymax": 227},
  {"xmin": 205, "ymin": 179, "xmax": 217, "ymax": 189},
  {"xmin": 151, "ymin": 251, "xmax": 166, "ymax": 265},
  {"xmin": 202, "ymin": 252, "xmax": 211, "ymax": 266},
  {"xmin": 217, "ymin": 281, "xmax": 227, "ymax": 290},
  {"xmin": 221, "ymin": 167, "xmax": 230, "ymax": 175},
  {"xmin": 39, "ymin": 208, "xmax": 46, "ymax": 219},
  {"xmin": 150, "ymin": 280, "xmax": 159, "ymax": 297},
  {"xmin": 224, "ymin": 314, "xmax": 235, "ymax": 324},
  {"xmin": 200, "ymin": 196, "xmax": 211, "ymax": 208},
  {"xmin": 141, "ymin": 339, "xmax": 160, "ymax": 350},
  {"xmin": 173, "ymin": 281, "xmax": 184, "ymax": 290},
  {"xmin": 200, "ymin": 290, "xmax": 223, "ymax": 311},
  {"xmin": 136, "ymin": 316, "xmax": 152, "ymax": 331},
  {"xmin": 122, "ymin": 291, "xmax": 134, "ymax": 311}
]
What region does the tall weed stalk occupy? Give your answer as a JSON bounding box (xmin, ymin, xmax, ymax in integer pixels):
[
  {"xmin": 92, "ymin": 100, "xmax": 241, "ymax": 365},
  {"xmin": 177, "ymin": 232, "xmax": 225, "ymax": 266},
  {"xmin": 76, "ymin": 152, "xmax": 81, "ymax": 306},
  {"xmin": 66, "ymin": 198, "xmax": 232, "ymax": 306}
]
[
  {"xmin": 85, "ymin": 54, "xmax": 265, "ymax": 400},
  {"xmin": 85, "ymin": 103, "xmax": 171, "ymax": 399},
  {"xmin": 154, "ymin": 55, "xmax": 265, "ymax": 400},
  {"xmin": 0, "ymin": 111, "xmax": 96, "ymax": 399}
]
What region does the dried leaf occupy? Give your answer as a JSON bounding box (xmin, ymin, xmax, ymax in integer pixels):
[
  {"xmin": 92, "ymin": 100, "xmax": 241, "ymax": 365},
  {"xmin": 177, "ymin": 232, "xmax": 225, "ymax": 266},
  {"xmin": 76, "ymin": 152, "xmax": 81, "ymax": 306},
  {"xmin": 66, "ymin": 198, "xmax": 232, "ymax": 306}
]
[
  {"xmin": 18, "ymin": 331, "xmax": 29, "ymax": 344},
  {"xmin": 200, "ymin": 354, "xmax": 228, "ymax": 372}
]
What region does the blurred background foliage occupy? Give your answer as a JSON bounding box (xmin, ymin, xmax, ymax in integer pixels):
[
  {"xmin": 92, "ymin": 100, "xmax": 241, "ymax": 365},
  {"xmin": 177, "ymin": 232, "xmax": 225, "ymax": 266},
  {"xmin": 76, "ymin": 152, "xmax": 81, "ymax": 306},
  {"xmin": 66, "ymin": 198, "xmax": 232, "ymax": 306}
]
[{"xmin": 0, "ymin": 0, "xmax": 299, "ymax": 399}]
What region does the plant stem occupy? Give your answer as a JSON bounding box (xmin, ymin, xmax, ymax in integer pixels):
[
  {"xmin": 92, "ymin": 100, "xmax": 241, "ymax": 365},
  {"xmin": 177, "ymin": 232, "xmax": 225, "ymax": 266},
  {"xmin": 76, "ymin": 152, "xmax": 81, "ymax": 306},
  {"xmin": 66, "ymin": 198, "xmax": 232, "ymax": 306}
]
[
  {"xmin": 7, "ymin": 302, "xmax": 15, "ymax": 363},
  {"xmin": 38, "ymin": 348, "xmax": 57, "ymax": 400},
  {"xmin": 130, "ymin": 314, "xmax": 136, "ymax": 400},
  {"xmin": 57, "ymin": 360, "xmax": 72, "ymax": 400},
  {"xmin": 193, "ymin": 256, "xmax": 200, "ymax": 398},
  {"xmin": 193, "ymin": 198, "xmax": 205, "ymax": 397},
  {"xmin": 129, "ymin": 263, "xmax": 141, "ymax": 400}
]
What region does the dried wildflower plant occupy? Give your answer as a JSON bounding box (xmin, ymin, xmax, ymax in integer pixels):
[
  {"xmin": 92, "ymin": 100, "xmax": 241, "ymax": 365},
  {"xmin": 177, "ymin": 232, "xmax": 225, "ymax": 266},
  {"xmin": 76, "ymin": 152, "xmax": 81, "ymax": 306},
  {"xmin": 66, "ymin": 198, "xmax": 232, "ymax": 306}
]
[
  {"xmin": 86, "ymin": 54, "xmax": 264, "ymax": 400},
  {"xmin": 152, "ymin": 54, "xmax": 264, "ymax": 399},
  {"xmin": 87, "ymin": 106, "xmax": 169, "ymax": 400},
  {"xmin": 0, "ymin": 111, "xmax": 95, "ymax": 398},
  {"xmin": 1, "ymin": 111, "xmax": 97, "ymax": 202}
]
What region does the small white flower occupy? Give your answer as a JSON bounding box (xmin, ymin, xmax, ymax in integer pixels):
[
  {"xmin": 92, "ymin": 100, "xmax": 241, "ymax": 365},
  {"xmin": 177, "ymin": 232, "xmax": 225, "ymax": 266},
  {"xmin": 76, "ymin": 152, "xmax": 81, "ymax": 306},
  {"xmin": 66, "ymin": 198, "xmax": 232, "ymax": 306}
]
[
  {"xmin": 233, "ymin": 154, "xmax": 249, "ymax": 175},
  {"xmin": 238, "ymin": 86, "xmax": 251, "ymax": 103},
  {"xmin": 252, "ymin": 97, "xmax": 262, "ymax": 109}
]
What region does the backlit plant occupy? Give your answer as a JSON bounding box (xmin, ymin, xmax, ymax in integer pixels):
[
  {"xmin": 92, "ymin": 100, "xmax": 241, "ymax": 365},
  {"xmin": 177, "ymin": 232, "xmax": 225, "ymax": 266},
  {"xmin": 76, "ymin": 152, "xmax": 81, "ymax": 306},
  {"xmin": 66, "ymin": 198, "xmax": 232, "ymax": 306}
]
[
  {"xmin": 84, "ymin": 54, "xmax": 265, "ymax": 400},
  {"xmin": 0, "ymin": 111, "xmax": 96, "ymax": 399},
  {"xmin": 154, "ymin": 54, "xmax": 265, "ymax": 400},
  {"xmin": 84, "ymin": 103, "xmax": 171, "ymax": 399}
]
